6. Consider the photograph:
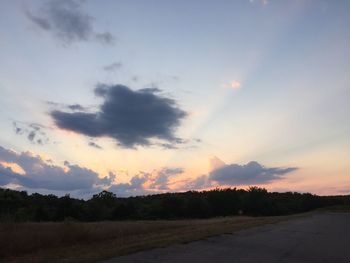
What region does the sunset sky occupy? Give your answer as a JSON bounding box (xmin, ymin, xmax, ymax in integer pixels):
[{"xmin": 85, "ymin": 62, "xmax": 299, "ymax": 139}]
[{"xmin": 0, "ymin": 0, "xmax": 349, "ymax": 198}]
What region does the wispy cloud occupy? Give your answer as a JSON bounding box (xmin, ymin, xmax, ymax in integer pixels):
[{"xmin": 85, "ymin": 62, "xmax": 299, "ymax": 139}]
[
  {"xmin": 25, "ymin": 0, "xmax": 115, "ymax": 45},
  {"xmin": 249, "ymin": 0, "xmax": 269, "ymax": 5},
  {"xmin": 88, "ymin": 141, "xmax": 102, "ymax": 149},
  {"xmin": 222, "ymin": 80, "xmax": 241, "ymax": 90},
  {"xmin": 12, "ymin": 122, "xmax": 50, "ymax": 145},
  {"xmin": 103, "ymin": 62, "xmax": 123, "ymax": 72}
]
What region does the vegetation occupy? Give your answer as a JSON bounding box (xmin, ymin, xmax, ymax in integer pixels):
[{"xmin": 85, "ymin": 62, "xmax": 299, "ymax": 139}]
[
  {"xmin": 1, "ymin": 215, "xmax": 305, "ymax": 263},
  {"xmin": 1, "ymin": 187, "xmax": 349, "ymax": 262},
  {"xmin": 1, "ymin": 187, "xmax": 349, "ymax": 222}
]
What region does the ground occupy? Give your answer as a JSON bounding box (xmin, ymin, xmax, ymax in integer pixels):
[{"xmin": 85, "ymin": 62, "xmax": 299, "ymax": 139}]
[{"xmin": 103, "ymin": 213, "xmax": 350, "ymax": 263}]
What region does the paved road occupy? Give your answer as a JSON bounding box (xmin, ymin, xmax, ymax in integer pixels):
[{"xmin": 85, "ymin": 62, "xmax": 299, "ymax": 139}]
[{"xmin": 103, "ymin": 213, "xmax": 350, "ymax": 263}]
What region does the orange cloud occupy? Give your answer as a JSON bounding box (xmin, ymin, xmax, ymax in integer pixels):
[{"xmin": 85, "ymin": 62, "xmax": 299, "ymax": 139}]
[{"xmin": 0, "ymin": 161, "xmax": 25, "ymax": 175}]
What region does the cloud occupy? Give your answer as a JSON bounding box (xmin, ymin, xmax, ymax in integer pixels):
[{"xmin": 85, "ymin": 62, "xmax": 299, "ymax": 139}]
[
  {"xmin": 12, "ymin": 122, "xmax": 49, "ymax": 145},
  {"xmin": 3, "ymin": 143, "xmax": 295, "ymax": 197},
  {"xmin": 88, "ymin": 141, "xmax": 102, "ymax": 149},
  {"xmin": 138, "ymin": 87, "xmax": 162, "ymax": 93},
  {"xmin": 95, "ymin": 32, "xmax": 114, "ymax": 45},
  {"xmin": 149, "ymin": 167, "xmax": 184, "ymax": 190},
  {"xmin": 182, "ymin": 158, "xmax": 298, "ymax": 190},
  {"xmin": 183, "ymin": 175, "xmax": 209, "ymax": 190},
  {"xmin": 0, "ymin": 145, "xmax": 113, "ymax": 191},
  {"xmin": 249, "ymin": 0, "xmax": 269, "ymax": 5},
  {"xmin": 68, "ymin": 104, "xmax": 86, "ymax": 111},
  {"xmin": 209, "ymin": 160, "xmax": 297, "ymax": 185},
  {"xmin": 51, "ymin": 84, "xmax": 187, "ymax": 148},
  {"xmin": 108, "ymin": 172, "xmax": 152, "ymax": 197},
  {"xmin": 230, "ymin": 80, "xmax": 241, "ymax": 89},
  {"xmin": 223, "ymin": 80, "xmax": 241, "ymax": 90},
  {"xmin": 47, "ymin": 101, "xmax": 90, "ymax": 112},
  {"xmin": 131, "ymin": 76, "xmax": 139, "ymax": 82},
  {"xmin": 209, "ymin": 156, "xmax": 226, "ymax": 171},
  {"xmin": 0, "ymin": 145, "xmax": 185, "ymax": 197},
  {"xmin": 107, "ymin": 167, "xmax": 184, "ymax": 196},
  {"xmin": 27, "ymin": 130, "xmax": 36, "ymax": 142},
  {"xmin": 13, "ymin": 122, "xmax": 23, "ymax": 134},
  {"xmin": 25, "ymin": 0, "xmax": 114, "ymax": 45},
  {"xmin": 103, "ymin": 62, "xmax": 123, "ymax": 72}
]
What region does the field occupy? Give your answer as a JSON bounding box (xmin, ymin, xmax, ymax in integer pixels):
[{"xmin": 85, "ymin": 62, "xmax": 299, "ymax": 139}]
[{"xmin": 0, "ymin": 214, "xmax": 303, "ymax": 263}]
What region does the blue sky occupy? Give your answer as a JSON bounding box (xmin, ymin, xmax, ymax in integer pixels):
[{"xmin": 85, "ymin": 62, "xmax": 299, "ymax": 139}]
[{"xmin": 0, "ymin": 0, "xmax": 349, "ymax": 198}]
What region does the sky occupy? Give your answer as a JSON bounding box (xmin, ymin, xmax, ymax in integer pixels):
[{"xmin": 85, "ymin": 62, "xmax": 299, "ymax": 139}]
[{"xmin": 0, "ymin": 0, "xmax": 349, "ymax": 198}]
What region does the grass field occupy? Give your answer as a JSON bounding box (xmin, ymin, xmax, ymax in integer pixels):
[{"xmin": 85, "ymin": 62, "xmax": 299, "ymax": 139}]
[{"xmin": 0, "ymin": 214, "xmax": 309, "ymax": 263}]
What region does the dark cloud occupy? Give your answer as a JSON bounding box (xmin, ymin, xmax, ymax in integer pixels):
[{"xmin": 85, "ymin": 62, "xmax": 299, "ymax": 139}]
[
  {"xmin": 26, "ymin": 0, "xmax": 114, "ymax": 45},
  {"xmin": 12, "ymin": 122, "xmax": 49, "ymax": 145},
  {"xmin": 103, "ymin": 62, "xmax": 123, "ymax": 72},
  {"xmin": 0, "ymin": 145, "xmax": 113, "ymax": 191},
  {"xmin": 27, "ymin": 131, "xmax": 36, "ymax": 142},
  {"xmin": 13, "ymin": 122, "xmax": 23, "ymax": 135},
  {"xmin": 88, "ymin": 141, "xmax": 102, "ymax": 149},
  {"xmin": 180, "ymin": 160, "xmax": 297, "ymax": 191},
  {"xmin": 0, "ymin": 166, "xmax": 23, "ymax": 186},
  {"xmin": 159, "ymin": 143, "xmax": 178, "ymax": 150},
  {"xmin": 68, "ymin": 104, "xmax": 86, "ymax": 111},
  {"xmin": 209, "ymin": 161, "xmax": 297, "ymax": 185},
  {"xmin": 51, "ymin": 84, "xmax": 187, "ymax": 148}
]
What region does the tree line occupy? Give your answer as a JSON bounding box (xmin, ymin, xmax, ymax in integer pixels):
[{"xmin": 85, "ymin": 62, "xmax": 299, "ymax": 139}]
[{"xmin": 0, "ymin": 187, "xmax": 349, "ymax": 222}]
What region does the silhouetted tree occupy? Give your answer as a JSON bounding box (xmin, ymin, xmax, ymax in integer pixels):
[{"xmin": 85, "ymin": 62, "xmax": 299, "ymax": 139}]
[{"xmin": 0, "ymin": 187, "xmax": 348, "ymax": 222}]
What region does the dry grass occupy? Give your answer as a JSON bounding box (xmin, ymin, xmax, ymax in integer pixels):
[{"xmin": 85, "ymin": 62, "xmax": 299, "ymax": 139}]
[{"xmin": 1, "ymin": 215, "xmax": 305, "ymax": 263}]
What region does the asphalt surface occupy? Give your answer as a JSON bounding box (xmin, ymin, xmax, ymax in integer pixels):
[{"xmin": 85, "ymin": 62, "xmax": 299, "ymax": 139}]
[{"xmin": 103, "ymin": 213, "xmax": 350, "ymax": 263}]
